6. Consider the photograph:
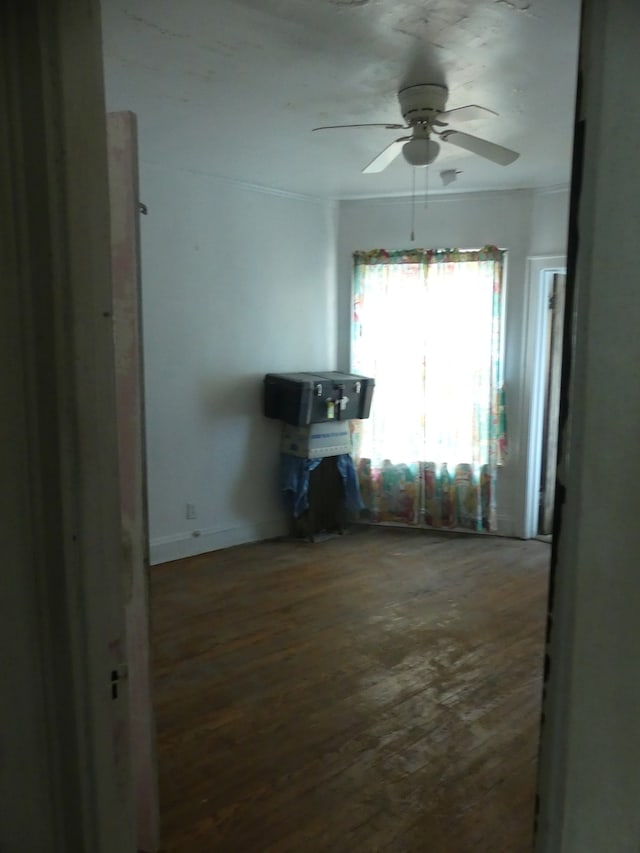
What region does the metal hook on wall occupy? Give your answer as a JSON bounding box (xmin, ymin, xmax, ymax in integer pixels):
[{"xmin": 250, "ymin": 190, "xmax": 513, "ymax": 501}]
[{"xmin": 139, "ymin": 202, "xmax": 148, "ymax": 215}]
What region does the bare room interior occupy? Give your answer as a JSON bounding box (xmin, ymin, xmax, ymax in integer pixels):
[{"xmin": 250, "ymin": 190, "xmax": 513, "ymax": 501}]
[
  {"xmin": 7, "ymin": 1, "xmax": 640, "ymax": 852},
  {"xmin": 97, "ymin": 0, "xmax": 582, "ymax": 850}
]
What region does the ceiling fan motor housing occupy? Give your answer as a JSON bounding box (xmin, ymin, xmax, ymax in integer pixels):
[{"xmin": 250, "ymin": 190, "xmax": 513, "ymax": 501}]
[{"xmin": 398, "ymin": 84, "xmax": 448, "ymax": 125}]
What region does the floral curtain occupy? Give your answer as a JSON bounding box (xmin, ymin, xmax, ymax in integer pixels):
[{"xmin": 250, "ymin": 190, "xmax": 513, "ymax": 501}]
[{"xmin": 351, "ymin": 246, "xmax": 506, "ymax": 532}]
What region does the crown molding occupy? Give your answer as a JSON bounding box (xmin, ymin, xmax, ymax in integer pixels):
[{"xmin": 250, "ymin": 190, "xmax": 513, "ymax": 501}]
[
  {"xmin": 138, "ymin": 159, "xmax": 568, "ymax": 207},
  {"xmin": 139, "ymin": 159, "xmax": 337, "ymax": 206},
  {"xmin": 335, "ymin": 182, "xmax": 571, "ymax": 203},
  {"xmin": 337, "ymin": 186, "xmax": 534, "ymax": 206},
  {"xmin": 532, "ymin": 183, "xmax": 571, "ymax": 197}
]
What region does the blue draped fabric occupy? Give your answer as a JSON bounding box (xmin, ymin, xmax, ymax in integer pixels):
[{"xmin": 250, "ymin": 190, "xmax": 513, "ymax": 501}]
[{"xmin": 280, "ymin": 452, "xmax": 364, "ymax": 518}]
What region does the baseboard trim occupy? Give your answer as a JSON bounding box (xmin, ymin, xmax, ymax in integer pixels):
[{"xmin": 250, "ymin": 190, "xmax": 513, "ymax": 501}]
[
  {"xmin": 149, "ymin": 519, "xmax": 289, "ymax": 565},
  {"xmin": 496, "ymin": 514, "xmax": 515, "ymax": 538},
  {"xmin": 150, "ymin": 513, "xmax": 517, "ymax": 564}
]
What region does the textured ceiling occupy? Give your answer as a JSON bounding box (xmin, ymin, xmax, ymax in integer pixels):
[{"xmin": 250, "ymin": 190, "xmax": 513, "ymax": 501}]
[{"xmin": 101, "ymin": 0, "xmax": 581, "ymax": 198}]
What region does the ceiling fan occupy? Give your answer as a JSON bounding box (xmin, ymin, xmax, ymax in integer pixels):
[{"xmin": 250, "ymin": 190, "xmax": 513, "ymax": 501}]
[{"xmin": 312, "ymin": 84, "xmax": 520, "ymax": 173}]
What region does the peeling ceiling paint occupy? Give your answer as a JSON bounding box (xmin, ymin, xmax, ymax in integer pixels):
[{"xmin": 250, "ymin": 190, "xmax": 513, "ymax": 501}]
[{"xmin": 101, "ymin": 0, "xmax": 581, "ymax": 198}]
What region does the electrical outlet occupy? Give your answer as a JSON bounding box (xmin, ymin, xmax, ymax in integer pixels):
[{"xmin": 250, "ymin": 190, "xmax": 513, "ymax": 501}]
[{"xmin": 186, "ymin": 502, "xmax": 197, "ymax": 520}]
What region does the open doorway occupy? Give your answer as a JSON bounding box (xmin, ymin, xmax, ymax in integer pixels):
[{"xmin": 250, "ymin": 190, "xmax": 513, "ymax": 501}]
[
  {"xmin": 97, "ymin": 2, "xmax": 578, "ymax": 851},
  {"xmin": 538, "ymin": 271, "xmax": 566, "ymax": 536},
  {"xmin": 524, "ymin": 257, "xmax": 568, "ymax": 541}
]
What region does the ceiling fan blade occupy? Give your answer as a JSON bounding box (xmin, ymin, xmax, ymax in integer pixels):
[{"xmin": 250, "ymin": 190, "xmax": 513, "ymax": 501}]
[
  {"xmin": 440, "ymin": 130, "xmax": 520, "ymax": 166},
  {"xmin": 362, "ymin": 137, "xmax": 411, "ymax": 173},
  {"xmin": 438, "ymin": 105, "xmax": 498, "ymax": 123},
  {"xmin": 312, "ymin": 122, "xmax": 406, "ymax": 132}
]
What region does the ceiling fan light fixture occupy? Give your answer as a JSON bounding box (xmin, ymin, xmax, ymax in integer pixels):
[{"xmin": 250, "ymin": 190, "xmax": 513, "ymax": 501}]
[{"xmin": 402, "ymin": 137, "xmax": 440, "ymax": 167}]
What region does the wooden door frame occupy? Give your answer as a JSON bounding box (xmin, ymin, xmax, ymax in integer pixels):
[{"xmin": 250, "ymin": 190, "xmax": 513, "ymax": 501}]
[
  {"xmin": 1, "ymin": 1, "xmax": 135, "ymax": 850},
  {"xmin": 537, "ymin": 0, "xmax": 640, "ymax": 846}
]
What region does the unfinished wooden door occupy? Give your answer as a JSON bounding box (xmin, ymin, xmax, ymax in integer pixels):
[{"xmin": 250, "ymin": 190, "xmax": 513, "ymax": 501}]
[{"xmin": 107, "ymin": 111, "xmax": 159, "ymax": 853}]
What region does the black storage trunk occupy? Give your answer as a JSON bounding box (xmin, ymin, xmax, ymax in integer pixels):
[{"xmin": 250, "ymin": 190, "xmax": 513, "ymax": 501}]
[{"xmin": 264, "ymin": 371, "xmax": 374, "ymax": 426}]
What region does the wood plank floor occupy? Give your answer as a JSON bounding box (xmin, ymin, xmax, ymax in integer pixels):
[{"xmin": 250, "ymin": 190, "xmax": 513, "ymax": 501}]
[{"xmin": 151, "ymin": 528, "xmax": 550, "ymax": 852}]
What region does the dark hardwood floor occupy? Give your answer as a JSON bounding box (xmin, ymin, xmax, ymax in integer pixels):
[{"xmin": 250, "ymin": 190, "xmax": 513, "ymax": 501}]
[{"xmin": 151, "ymin": 527, "xmax": 550, "ymax": 852}]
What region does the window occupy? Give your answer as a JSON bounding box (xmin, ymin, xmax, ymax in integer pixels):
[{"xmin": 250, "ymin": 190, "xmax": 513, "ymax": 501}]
[{"xmin": 351, "ymin": 247, "xmax": 506, "ymax": 531}]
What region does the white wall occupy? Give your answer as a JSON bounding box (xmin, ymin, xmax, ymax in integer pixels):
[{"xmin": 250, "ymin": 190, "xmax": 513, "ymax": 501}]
[
  {"xmin": 142, "ymin": 179, "xmax": 570, "ymax": 558},
  {"xmin": 141, "ymin": 165, "xmax": 338, "ymax": 563},
  {"xmin": 530, "ymin": 187, "xmax": 570, "ymax": 257},
  {"xmin": 337, "ymin": 189, "xmax": 535, "ymax": 538}
]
